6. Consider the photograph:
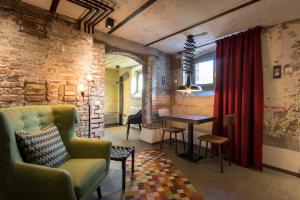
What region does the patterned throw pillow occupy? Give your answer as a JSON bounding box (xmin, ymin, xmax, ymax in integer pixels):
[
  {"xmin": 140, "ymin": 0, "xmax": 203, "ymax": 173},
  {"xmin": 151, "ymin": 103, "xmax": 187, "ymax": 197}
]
[{"xmin": 15, "ymin": 123, "xmax": 71, "ymax": 168}]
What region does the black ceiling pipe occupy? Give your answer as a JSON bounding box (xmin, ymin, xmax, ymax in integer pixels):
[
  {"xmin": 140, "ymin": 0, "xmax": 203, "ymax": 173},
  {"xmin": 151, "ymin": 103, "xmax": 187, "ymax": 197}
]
[
  {"xmin": 91, "ymin": 9, "xmax": 114, "ymax": 33},
  {"xmin": 69, "ymin": 1, "xmax": 93, "ymax": 27},
  {"xmin": 88, "ymin": 10, "xmax": 105, "ymax": 33},
  {"xmin": 67, "ymin": 0, "xmax": 114, "ymax": 33},
  {"xmin": 89, "ymin": 10, "xmax": 106, "ymax": 32}
]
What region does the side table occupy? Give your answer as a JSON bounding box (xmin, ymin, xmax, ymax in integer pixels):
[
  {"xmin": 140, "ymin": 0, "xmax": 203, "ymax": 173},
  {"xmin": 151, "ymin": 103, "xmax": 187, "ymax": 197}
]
[{"xmin": 110, "ymin": 145, "xmax": 135, "ymax": 191}]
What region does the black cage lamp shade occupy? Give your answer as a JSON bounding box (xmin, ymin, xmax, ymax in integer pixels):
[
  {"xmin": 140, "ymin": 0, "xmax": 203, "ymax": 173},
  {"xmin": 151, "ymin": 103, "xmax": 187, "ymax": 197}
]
[{"xmin": 176, "ymin": 35, "xmax": 202, "ymax": 93}]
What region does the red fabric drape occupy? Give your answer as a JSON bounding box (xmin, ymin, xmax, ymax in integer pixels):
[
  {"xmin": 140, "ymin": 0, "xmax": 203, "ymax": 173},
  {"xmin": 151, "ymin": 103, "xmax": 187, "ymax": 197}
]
[{"xmin": 212, "ymin": 27, "xmax": 263, "ymax": 170}]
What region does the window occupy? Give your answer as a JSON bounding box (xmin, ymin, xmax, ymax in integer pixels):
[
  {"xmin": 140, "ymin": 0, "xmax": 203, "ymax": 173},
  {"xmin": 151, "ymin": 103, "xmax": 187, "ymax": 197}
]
[
  {"xmin": 193, "ymin": 52, "xmax": 215, "ymax": 95},
  {"xmin": 131, "ymin": 67, "xmax": 143, "ymax": 97},
  {"xmin": 195, "ymin": 60, "xmax": 214, "ymax": 85}
]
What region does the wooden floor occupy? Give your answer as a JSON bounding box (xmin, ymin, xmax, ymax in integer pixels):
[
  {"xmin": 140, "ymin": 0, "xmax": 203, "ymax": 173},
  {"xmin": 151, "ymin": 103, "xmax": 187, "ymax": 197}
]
[{"xmin": 87, "ymin": 126, "xmax": 300, "ymax": 200}]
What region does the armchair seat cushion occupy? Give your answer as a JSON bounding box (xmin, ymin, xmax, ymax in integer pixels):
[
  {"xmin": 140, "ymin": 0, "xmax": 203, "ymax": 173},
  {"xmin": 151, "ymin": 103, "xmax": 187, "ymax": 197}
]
[{"xmin": 58, "ymin": 158, "xmax": 106, "ymax": 198}]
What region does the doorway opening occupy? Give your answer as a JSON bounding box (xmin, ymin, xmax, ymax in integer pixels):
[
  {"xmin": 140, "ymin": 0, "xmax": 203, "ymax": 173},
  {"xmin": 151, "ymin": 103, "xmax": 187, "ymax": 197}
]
[{"xmin": 104, "ymin": 54, "xmax": 143, "ymax": 140}]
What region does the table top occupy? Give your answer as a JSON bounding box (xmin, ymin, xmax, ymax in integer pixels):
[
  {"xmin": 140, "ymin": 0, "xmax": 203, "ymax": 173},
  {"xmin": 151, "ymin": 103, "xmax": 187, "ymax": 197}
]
[{"xmin": 162, "ymin": 114, "xmax": 215, "ymax": 124}]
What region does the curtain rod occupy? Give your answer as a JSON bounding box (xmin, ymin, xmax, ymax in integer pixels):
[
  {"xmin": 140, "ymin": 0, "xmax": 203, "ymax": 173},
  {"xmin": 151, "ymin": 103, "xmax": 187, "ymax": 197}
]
[{"xmin": 181, "ymin": 17, "xmax": 300, "ymax": 54}]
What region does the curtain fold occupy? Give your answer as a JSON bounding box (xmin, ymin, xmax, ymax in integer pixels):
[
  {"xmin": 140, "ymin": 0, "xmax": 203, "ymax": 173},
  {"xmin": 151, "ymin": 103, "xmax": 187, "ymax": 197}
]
[{"xmin": 212, "ymin": 27, "xmax": 263, "ymax": 170}]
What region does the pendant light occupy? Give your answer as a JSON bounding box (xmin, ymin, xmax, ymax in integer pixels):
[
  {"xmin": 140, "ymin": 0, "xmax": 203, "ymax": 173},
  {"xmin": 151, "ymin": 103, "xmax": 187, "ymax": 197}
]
[{"xmin": 176, "ymin": 35, "xmax": 202, "ymax": 93}]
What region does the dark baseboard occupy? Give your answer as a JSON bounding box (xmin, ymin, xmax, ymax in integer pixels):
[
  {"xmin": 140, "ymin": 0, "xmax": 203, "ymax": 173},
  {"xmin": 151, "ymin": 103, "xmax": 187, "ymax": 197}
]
[
  {"xmin": 104, "ymin": 123, "xmax": 123, "ymax": 128},
  {"xmin": 263, "ymin": 164, "xmax": 300, "ymax": 178}
]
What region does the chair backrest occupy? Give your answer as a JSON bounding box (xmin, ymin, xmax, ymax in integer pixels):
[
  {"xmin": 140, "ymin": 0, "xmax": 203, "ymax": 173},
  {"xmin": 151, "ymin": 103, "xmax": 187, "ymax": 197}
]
[
  {"xmin": 0, "ymin": 105, "xmax": 78, "ymax": 167},
  {"xmin": 224, "ymin": 114, "xmax": 235, "ymax": 142}
]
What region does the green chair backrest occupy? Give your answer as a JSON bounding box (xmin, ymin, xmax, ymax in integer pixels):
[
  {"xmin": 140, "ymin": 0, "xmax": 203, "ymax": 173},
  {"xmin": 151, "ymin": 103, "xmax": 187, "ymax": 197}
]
[{"xmin": 0, "ymin": 105, "xmax": 78, "ymax": 167}]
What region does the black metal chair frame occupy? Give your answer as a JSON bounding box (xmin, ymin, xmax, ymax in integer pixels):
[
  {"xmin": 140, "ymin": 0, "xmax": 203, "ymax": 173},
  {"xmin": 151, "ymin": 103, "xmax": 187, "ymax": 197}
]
[
  {"xmin": 126, "ymin": 110, "xmax": 142, "ymax": 140},
  {"xmin": 159, "ymin": 119, "xmax": 186, "ymax": 154}
]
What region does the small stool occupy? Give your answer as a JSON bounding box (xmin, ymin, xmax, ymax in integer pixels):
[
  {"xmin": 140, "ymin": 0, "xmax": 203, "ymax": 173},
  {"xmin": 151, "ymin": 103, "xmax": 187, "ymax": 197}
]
[{"xmin": 110, "ymin": 145, "xmax": 135, "ymax": 190}]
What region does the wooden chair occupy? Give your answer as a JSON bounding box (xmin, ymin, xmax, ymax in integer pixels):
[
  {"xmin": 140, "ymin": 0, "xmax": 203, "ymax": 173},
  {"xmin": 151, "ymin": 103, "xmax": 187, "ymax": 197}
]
[
  {"xmin": 158, "ymin": 108, "xmax": 186, "ymax": 154},
  {"xmin": 197, "ymin": 114, "xmax": 235, "ymax": 173}
]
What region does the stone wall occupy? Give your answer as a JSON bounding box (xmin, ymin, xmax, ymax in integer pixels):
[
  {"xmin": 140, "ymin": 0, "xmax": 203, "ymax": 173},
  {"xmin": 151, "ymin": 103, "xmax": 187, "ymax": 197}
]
[{"xmin": 0, "ymin": 10, "xmax": 105, "ymax": 138}]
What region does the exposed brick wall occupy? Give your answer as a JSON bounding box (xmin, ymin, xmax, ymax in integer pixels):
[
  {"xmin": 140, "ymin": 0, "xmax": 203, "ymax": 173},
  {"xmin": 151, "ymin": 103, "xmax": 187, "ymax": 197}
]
[{"xmin": 0, "ymin": 10, "xmax": 105, "ymax": 138}]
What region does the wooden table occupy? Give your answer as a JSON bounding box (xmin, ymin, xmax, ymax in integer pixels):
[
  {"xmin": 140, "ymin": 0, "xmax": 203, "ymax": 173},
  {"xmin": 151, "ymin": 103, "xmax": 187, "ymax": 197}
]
[{"xmin": 163, "ymin": 114, "xmax": 215, "ymax": 162}]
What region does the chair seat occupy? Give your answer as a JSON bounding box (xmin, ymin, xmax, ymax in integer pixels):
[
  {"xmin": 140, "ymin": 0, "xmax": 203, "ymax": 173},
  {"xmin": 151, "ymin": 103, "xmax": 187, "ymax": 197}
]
[
  {"xmin": 198, "ymin": 134, "xmax": 228, "ymax": 144},
  {"xmin": 162, "ymin": 126, "xmax": 185, "ymax": 133},
  {"xmin": 58, "ymin": 158, "xmax": 106, "ymax": 198}
]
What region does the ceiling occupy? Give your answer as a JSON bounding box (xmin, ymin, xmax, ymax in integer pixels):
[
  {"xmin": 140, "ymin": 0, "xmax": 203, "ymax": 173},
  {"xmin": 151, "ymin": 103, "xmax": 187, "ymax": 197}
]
[
  {"xmin": 105, "ymin": 54, "xmax": 140, "ymax": 69},
  {"xmin": 22, "ymin": 0, "xmax": 300, "ymax": 54}
]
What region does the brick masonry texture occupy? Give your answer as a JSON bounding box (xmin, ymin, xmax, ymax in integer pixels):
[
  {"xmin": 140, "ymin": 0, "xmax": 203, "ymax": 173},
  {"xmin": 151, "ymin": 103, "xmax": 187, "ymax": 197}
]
[{"xmin": 0, "ymin": 10, "xmax": 105, "ymax": 138}]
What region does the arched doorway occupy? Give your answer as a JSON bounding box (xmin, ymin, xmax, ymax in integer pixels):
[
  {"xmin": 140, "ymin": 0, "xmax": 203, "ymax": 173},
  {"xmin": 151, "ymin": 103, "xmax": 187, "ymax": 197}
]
[{"xmin": 104, "ymin": 53, "xmax": 144, "ymax": 140}]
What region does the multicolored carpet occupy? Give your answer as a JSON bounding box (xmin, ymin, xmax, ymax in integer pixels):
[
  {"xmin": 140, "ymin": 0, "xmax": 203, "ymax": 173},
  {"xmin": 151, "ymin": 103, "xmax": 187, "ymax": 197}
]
[{"xmin": 125, "ymin": 150, "xmax": 203, "ymax": 200}]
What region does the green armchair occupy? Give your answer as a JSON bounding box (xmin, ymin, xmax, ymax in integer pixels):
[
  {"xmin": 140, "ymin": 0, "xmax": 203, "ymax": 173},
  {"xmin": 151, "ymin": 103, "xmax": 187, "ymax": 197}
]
[{"xmin": 0, "ymin": 105, "xmax": 112, "ymax": 200}]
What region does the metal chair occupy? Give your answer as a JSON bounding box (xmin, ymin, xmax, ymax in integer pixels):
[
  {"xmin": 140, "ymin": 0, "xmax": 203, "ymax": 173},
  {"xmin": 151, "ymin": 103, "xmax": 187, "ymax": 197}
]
[
  {"xmin": 197, "ymin": 114, "xmax": 235, "ymax": 173},
  {"xmin": 158, "ymin": 108, "xmax": 186, "ymax": 154},
  {"xmin": 126, "ymin": 110, "xmax": 142, "ymax": 140}
]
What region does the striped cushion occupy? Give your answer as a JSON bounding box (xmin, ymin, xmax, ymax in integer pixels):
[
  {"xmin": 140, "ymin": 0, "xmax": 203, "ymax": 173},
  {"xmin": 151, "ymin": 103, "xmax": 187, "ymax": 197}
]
[{"xmin": 15, "ymin": 123, "xmax": 71, "ymax": 168}]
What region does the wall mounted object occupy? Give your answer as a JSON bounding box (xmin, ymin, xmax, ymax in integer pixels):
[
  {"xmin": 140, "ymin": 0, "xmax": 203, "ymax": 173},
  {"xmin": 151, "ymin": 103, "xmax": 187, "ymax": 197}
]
[{"xmin": 273, "ymin": 65, "xmax": 281, "ymax": 79}]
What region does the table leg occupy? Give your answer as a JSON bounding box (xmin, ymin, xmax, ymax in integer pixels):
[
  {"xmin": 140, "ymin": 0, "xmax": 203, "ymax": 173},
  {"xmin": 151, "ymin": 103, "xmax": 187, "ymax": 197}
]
[
  {"xmin": 178, "ymin": 123, "xmax": 203, "ymax": 162},
  {"xmin": 188, "ymin": 123, "xmax": 193, "ymax": 155},
  {"xmin": 131, "ymin": 147, "xmax": 135, "ymax": 173},
  {"xmin": 122, "ymin": 160, "xmax": 126, "ymax": 190}
]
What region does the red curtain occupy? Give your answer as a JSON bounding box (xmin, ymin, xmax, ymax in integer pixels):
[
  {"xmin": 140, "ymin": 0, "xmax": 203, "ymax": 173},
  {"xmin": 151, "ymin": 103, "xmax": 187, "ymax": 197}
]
[{"xmin": 212, "ymin": 27, "xmax": 263, "ymax": 170}]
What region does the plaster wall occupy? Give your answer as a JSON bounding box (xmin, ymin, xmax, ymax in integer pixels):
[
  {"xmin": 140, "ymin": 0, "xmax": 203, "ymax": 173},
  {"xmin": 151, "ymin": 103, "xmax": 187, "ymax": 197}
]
[{"xmin": 104, "ymin": 68, "xmax": 119, "ymax": 124}]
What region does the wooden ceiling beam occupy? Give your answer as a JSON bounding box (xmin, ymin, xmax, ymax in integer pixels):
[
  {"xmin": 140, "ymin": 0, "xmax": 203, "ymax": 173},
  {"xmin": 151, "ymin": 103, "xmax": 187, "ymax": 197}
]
[{"xmin": 50, "ymin": 0, "xmax": 60, "ymax": 13}]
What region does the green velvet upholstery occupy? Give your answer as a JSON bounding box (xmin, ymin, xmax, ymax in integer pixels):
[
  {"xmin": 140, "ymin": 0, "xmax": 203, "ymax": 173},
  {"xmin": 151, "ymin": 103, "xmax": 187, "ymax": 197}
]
[{"xmin": 0, "ymin": 105, "xmax": 112, "ymax": 200}]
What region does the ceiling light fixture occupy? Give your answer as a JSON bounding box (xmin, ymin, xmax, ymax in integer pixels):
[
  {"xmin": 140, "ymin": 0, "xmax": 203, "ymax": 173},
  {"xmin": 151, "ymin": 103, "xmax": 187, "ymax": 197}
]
[
  {"xmin": 176, "ymin": 35, "xmax": 202, "ymax": 94},
  {"xmin": 105, "ymin": 17, "xmax": 115, "ymax": 29}
]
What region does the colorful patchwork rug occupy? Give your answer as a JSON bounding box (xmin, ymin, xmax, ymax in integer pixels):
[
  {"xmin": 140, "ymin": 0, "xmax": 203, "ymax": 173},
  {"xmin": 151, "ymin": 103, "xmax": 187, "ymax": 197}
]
[{"xmin": 125, "ymin": 150, "xmax": 203, "ymax": 200}]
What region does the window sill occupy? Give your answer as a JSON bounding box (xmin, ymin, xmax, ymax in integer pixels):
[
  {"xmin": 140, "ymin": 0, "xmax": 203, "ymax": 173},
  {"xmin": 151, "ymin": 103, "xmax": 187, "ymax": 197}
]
[
  {"xmin": 131, "ymin": 92, "xmax": 142, "ymax": 98},
  {"xmin": 184, "ymin": 90, "xmax": 215, "ymax": 97}
]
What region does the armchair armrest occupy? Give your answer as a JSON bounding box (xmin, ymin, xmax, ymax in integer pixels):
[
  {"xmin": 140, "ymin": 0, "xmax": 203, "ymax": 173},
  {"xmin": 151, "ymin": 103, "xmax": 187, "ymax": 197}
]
[
  {"xmin": 68, "ymin": 138, "xmax": 112, "ymax": 171},
  {"xmin": 8, "ymin": 162, "xmax": 76, "ymax": 200}
]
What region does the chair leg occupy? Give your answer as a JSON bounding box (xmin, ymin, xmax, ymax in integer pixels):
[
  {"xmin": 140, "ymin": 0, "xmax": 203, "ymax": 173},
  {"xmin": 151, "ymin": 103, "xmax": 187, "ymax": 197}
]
[
  {"xmin": 226, "ymin": 142, "xmax": 231, "ymax": 166},
  {"xmin": 205, "ymin": 141, "xmax": 208, "ymax": 159},
  {"xmin": 169, "ymin": 132, "xmax": 172, "ymax": 146},
  {"xmin": 160, "ymin": 130, "xmax": 165, "ymax": 150},
  {"xmin": 97, "ymin": 186, "xmax": 102, "ymax": 199},
  {"xmin": 182, "ymin": 131, "xmax": 186, "ymax": 151},
  {"xmin": 218, "ymin": 144, "xmax": 224, "ymax": 173},
  {"xmin": 198, "ymin": 140, "xmax": 202, "ymax": 162},
  {"xmin": 131, "ymin": 147, "xmax": 135, "ymax": 173},
  {"xmin": 126, "ymin": 124, "xmax": 130, "ymax": 140},
  {"xmin": 139, "ymin": 124, "xmax": 142, "ymax": 131},
  {"xmin": 175, "ymin": 133, "xmax": 178, "ymax": 154}
]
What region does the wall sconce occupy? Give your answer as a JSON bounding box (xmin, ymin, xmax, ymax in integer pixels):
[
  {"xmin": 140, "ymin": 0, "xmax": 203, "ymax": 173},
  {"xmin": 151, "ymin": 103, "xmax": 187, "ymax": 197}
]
[
  {"xmin": 87, "ymin": 73, "xmax": 93, "ymax": 82},
  {"xmin": 78, "ymin": 83, "xmax": 85, "ymax": 99},
  {"xmin": 79, "ymin": 73, "xmax": 94, "ymax": 138}
]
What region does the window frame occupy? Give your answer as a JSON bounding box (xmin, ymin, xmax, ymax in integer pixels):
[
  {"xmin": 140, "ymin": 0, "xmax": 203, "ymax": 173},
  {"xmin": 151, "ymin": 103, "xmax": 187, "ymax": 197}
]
[{"xmin": 131, "ymin": 66, "xmax": 143, "ymax": 98}]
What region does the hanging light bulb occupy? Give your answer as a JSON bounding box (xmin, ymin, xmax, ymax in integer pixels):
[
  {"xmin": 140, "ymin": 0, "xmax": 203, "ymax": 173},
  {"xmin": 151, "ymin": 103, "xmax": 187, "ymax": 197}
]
[
  {"xmin": 87, "ymin": 74, "xmax": 93, "ymax": 81},
  {"xmin": 78, "ymin": 83, "xmax": 85, "ymax": 92}
]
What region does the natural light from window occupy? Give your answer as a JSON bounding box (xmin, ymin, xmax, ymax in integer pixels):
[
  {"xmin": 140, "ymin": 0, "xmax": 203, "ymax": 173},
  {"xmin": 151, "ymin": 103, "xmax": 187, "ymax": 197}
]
[
  {"xmin": 131, "ymin": 66, "xmax": 143, "ymax": 97},
  {"xmin": 195, "ymin": 60, "xmax": 214, "ymax": 85}
]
